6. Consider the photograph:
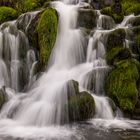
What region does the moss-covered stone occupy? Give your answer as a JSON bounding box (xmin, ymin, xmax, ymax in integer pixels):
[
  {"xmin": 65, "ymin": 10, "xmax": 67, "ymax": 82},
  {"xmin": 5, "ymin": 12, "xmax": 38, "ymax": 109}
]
[
  {"xmin": 68, "ymin": 91, "xmax": 95, "ymax": 122},
  {"xmin": 37, "ymin": 8, "xmax": 58, "ymax": 70},
  {"xmin": 65, "ymin": 80, "xmax": 95, "ymax": 122},
  {"xmin": 131, "ymin": 17, "xmax": 140, "ymax": 27},
  {"xmin": 0, "ymin": 6, "xmax": 18, "ymax": 24},
  {"xmin": 101, "ymin": 4, "xmax": 124, "ymax": 23},
  {"xmin": 106, "ymin": 28, "xmax": 126, "ymax": 51},
  {"xmin": 106, "ymin": 47, "xmax": 132, "ymax": 65},
  {"xmin": 106, "ymin": 59, "xmax": 139, "ymax": 112},
  {"xmin": 77, "ymin": 8, "xmax": 97, "ymax": 29}
]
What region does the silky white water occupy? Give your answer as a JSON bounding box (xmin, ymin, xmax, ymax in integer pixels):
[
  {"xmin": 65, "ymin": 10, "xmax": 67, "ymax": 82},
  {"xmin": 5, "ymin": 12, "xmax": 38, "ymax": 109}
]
[{"xmin": 0, "ymin": 0, "xmax": 140, "ymax": 139}]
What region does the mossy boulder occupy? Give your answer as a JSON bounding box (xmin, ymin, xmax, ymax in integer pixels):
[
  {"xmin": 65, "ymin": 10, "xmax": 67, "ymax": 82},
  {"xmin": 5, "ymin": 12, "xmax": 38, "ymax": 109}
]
[
  {"xmin": 101, "ymin": 1, "xmax": 124, "ymax": 24},
  {"xmin": 106, "ymin": 47, "xmax": 132, "ymax": 65},
  {"xmin": 101, "ymin": 7, "xmax": 124, "ymax": 24},
  {"xmin": 0, "ymin": 86, "xmax": 7, "ymax": 109},
  {"xmin": 65, "ymin": 80, "xmax": 95, "ymax": 122},
  {"xmin": 0, "ymin": 6, "xmax": 18, "ymax": 24},
  {"xmin": 106, "ymin": 59, "xmax": 139, "ymax": 112},
  {"xmin": 68, "ymin": 91, "xmax": 95, "ymax": 122},
  {"xmin": 77, "ymin": 8, "xmax": 97, "ymax": 29},
  {"xmin": 131, "ymin": 17, "xmax": 140, "ymax": 27},
  {"xmin": 37, "ymin": 8, "xmax": 58, "ymax": 70},
  {"xmin": 106, "ymin": 28, "xmax": 126, "ymax": 51}
]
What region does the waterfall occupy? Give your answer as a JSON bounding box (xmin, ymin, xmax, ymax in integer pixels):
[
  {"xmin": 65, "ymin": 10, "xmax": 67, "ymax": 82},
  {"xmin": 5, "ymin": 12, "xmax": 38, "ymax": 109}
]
[
  {"xmin": 0, "ymin": 14, "xmax": 38, "ymax": 92},
  {"xmin": 0, "ymin": 0, "xmax": 140, "ymax": 139}
]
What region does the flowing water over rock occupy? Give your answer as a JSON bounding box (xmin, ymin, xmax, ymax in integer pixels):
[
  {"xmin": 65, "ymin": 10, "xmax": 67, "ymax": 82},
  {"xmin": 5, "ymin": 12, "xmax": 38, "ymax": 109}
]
[{"xmin": 0, "ymin": 0, "xmax": 140, "ymax": 140}]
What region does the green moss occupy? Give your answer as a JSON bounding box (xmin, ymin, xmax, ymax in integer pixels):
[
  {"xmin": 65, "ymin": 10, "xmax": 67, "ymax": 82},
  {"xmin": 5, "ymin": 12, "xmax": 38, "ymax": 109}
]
[
  {"xmin": 0, "ymin": 6, "xmax": 18, "ymax": 24},
  {"xmin": 101, "ymin": 7, "xmax": 112, "ymax": 16},
  {"xmin": 23, "ymin": 0, "xmax": 38, "ymax": 12},
  {"xmin": 68, "ymin": 91, "xmax": 95, "ymax": 122},
  {"xmin": 131, "ymin": 17, "xmax": 140, "ymax": 27},
  {"xmin": 101, "ymin": 6, "xmax": 124, "ymax": 23},
  {"xmin": 122, "ymin": 0, "xmax": 140, "ymax": 15},
  {"xmin": 112, "ymin": 13, "xmax": 124, "ymax": 24},
  {"xmin": 106, "ymin": 28, "xmax": 126, "ymax": 51},
  {"xmin": 15, "ymin": 0, "xmax": 48, "ymax": 13},
  {"xmin": 106, "ymin": 59, "xmax": 139, "ymax": 112},
  {"xmin": 106, "ymin": 47, "xmax": 132, "ymax": 65},
  {"xmin": 37, "ymin": 8, "xmax": 58, "ymax": 70}
]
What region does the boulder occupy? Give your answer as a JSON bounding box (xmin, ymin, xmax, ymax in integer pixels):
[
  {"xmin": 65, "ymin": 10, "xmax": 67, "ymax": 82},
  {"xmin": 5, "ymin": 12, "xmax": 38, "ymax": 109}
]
[
  {"xmin": 77, "ymin": 8, "xmax": 97, "ymax": 29},
  {"xmin": 106, "ymin": 59, "xmax": 139, "ymax": 113},
  {"xmin": 65, "ymin": 80, "xmax": 95, "ymax": 122},
  {"xmin": 37, "ymin": 8, "xmax": 58, "ymax": 70},
  {"xmin": 0, "ymin": 6, "xmax": 18, "ymax": 24},
  {"xmin": 106, "ymin": 28, "xmax": 126, "ymax": 51}
]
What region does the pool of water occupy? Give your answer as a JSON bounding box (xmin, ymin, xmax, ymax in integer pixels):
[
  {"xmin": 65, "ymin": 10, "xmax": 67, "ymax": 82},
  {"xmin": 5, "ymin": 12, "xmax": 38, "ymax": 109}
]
[{"xmin": 0, "ymin": 119, "xmax": 140, "ymax": 140}]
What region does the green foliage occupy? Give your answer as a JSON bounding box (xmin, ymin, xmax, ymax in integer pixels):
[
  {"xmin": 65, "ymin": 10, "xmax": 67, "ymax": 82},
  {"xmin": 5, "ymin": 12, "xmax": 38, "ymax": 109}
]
[
  {"xmin": 24, "ymin": 0, "xmax": 38, "ymax": 12},
  {"xmin": 15, "ymin": 0, "xmax": 48, "ymax": 13},
  {"xmin": 101, "ymin": 7, "xmax": 112, "ymax": 16},
  {"xmin": 122, "ymin": 0, "xmax": 140, "ymax": 15},
  {"xmin": 0, "ymin": 6, "xmax": 18, "ymax": 24},
  {"xmin": 106, "ymin": 59, "xmax": 139, "ymax": 112},
  {"xmin": 37, "ymin": 8, "xmax": 58, "ymax": 70}
]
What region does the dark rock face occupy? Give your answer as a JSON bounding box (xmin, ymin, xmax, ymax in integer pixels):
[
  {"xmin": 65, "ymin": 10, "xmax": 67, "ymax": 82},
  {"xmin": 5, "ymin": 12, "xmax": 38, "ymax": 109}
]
[
  {"xmin": 106, "ymin": 29, "xmax": 126, "ymax": 51},
  {"xmin": 77, "ymin": 8, "xmax": 97, "ymax": 29},
  {"xmin": 90, "ymin": 0, "xmax": 114, "ymax": 9},
  {"xmin": 112, "ymin": 0, "xmax": 122, "ymax": 14},
  {"xmin": 65, "ymin": 80, "xmax": 95, "ymax": 122}
]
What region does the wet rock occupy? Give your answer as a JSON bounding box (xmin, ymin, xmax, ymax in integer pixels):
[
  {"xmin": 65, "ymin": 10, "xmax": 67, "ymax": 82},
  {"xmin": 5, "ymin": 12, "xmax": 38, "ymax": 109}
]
[
  {"xmin": 106, "ymin": 59, "xmax": 139, "ymax": 113},
  {"xmin": 68, "ymin": 91, "xmax": 95, "ymax": 122},
  {"xmin": 77, "ymin": 8, "xmax": 97, "ymax": 29},
  {"xmin": 0, "ymin": 86, "xmax": 7, "ymax": 109},
  {"xmin": 90, "ymin": 0, "xmax": 114, "ymax": 9},
  {"xmin": 37, "ymin": 8, "xmax": 58, "ymax": 71},
  {"xmin": 106, "ymin": 47, "xmax": 132, "ymax": 65},
  {"xmin": 17, "ymin": 11, "xmax": 42, "ymax": 50},
  {"xmin": 106, "ymin": 28, "xmax": 126, "ymax": 51},
  {"xmin": 65, "ymin": 80, "xmax": 95, "ymax": 122}
]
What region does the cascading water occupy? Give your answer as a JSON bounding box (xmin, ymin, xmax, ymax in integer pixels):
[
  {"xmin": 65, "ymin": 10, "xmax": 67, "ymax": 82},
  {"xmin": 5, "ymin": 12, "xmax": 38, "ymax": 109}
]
[
  {"xmin": 0, "ymin": 13, "xmax": 38, "ymax": 92},
  {"xmin": 0, "ymin": 0, "xmax": 140, "ymax": 140}
]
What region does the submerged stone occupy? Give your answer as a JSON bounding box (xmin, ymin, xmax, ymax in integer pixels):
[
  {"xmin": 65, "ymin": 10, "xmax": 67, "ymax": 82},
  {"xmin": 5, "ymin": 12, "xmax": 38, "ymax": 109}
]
[{"xmin": 106, "ymin": 28, "xmax": 126, "ymax": 51}]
